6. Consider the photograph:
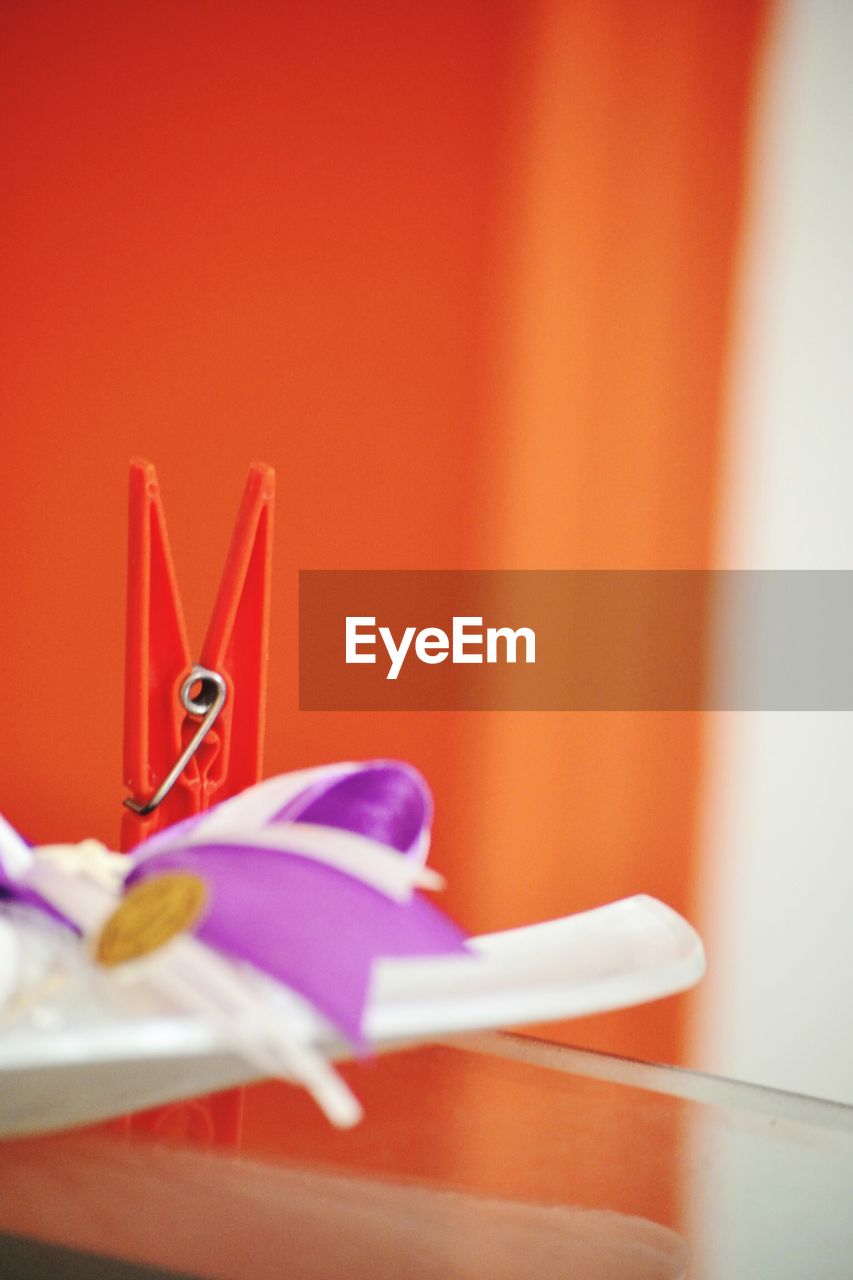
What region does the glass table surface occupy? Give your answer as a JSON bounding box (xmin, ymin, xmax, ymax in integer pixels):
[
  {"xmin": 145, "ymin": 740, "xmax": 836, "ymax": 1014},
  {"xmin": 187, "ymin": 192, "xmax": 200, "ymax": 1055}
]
[{"xmin": 0, "ymin": 1033, "xmax": 850, "ymax": 1279}]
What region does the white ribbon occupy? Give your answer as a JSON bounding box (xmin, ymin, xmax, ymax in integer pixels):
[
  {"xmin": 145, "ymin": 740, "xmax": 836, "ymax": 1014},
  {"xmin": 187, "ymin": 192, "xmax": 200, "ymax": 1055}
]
[{"xmin": 0, "ymin": 813, "xmax": 33, "ymax": 878}]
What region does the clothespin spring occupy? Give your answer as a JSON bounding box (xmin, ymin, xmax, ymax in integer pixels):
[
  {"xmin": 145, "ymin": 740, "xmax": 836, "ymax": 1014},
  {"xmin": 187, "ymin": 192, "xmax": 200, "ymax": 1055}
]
[{"xmin": 124, "ymin": 666, "xmax": 227, "ymax": 817}]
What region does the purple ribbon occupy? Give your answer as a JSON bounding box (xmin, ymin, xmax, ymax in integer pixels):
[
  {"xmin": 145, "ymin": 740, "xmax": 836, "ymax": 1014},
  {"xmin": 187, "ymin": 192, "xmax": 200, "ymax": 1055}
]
[
  {"xmin": 126, "ymin": 761, "xmax": 468, "ymax": 1047},
  {"xmin": 0, "ymin": 837, "xmax": 71, "ymax": 927},
  {"xmin": 0, "ymin": 874, "xmax": 67, "ymax": 922},
  {"xmin": 0, "ymin": 762, "xmax": 469, "ymax": 1047}
]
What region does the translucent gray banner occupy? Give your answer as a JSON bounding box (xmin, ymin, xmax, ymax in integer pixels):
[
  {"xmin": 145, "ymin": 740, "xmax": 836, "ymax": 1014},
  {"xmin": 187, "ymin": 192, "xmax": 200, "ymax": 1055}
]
[{"xmin": 298, "ymin": 571, "xmax": 853, "ymax": 710}]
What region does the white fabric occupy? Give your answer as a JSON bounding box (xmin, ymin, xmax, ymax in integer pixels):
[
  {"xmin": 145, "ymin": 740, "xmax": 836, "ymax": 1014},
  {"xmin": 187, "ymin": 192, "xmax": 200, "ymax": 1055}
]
[
  {"xmin": 185, "ymin": 763, "xmax": 362, "ymax": 839},
  {"xmin": 0, "ymin": 892, "xmax": 705, "ymax": 1135},
  {"xmin": 0, "ymin": 813, "xmax": 33, "ymax": 877}
]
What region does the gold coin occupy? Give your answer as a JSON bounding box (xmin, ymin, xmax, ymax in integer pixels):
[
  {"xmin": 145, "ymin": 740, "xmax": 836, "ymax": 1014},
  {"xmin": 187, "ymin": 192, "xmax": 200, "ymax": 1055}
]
[{"xmin": 95, "ymin": 872, "xmax": 209, "ymax": 967}]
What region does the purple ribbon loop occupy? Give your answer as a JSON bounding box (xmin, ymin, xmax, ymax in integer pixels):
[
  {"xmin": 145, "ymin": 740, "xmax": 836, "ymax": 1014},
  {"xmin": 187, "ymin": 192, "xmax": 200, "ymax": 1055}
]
[{"xmin": 127, "ymin": 761, "xmax": 469, "ymax": 1046}]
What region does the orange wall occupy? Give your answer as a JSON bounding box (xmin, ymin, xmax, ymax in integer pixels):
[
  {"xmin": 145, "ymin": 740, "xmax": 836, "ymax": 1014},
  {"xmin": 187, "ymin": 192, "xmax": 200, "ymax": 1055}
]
[
  {"xmin": 0, "ymin": 0, "xmax": 515, "ymax": 864},
  {"xmin": 470, "ymin": 0, "xmax": 767, "ymax": 1064},
  {"xmin": 0, "ymin": 0, "xmax": 764, "ymax": 1083}
]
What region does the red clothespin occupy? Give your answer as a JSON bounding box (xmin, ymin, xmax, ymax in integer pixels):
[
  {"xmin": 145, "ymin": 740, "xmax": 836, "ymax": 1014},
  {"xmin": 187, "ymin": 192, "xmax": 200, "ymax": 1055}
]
[{"xmin": 121, "ymin": 458, "xmax": 275, "ymax": 1144}]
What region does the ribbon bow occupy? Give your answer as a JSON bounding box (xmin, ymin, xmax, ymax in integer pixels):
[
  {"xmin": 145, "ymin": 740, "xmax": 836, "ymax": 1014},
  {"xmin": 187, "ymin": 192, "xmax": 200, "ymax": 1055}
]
[
  {"xmin": 123, "ymin": 760, "xmax": 468, "ymax": 1046},
  {"xmin": 0, "ymin": 763, "xmax": 467, "ymax": 1112}
]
